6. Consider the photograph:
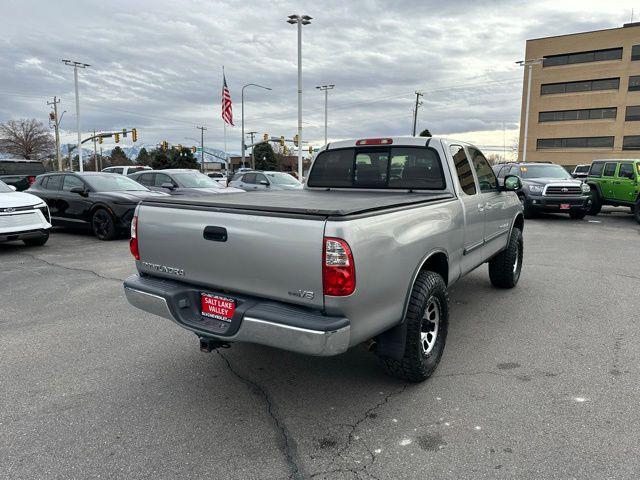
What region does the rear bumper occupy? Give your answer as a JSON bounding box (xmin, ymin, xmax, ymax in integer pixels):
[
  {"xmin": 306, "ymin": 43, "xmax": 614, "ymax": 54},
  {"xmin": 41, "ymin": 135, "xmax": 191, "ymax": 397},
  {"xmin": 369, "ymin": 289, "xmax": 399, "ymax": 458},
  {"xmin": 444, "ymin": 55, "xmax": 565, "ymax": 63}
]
[{"xmin": 123, "ymin": 274, "xmax": 350, "ymax": 356}]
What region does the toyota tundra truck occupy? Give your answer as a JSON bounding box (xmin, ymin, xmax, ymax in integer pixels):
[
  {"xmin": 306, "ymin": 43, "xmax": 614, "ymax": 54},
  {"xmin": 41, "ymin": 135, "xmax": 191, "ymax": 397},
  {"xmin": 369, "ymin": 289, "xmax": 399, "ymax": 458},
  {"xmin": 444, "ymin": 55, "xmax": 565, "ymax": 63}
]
[{"xmin": 123, "ymin": 137, "xmax": 524, "ymax": 382}]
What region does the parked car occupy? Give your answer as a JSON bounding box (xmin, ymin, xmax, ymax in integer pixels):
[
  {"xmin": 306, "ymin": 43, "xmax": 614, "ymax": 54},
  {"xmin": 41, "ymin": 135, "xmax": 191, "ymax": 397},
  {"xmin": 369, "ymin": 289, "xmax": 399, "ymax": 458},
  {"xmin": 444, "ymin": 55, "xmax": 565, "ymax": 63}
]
[
  {"xmin": 0, "ymin": 179, "xmax": 51, "ymax": 246},
  {"xmin": 102, "ymin": 165, "xmax": 151, "ymax": 175},
  {"xmin": 493, "ymin": 162, "xmax": 591, "ymax": 219},
  {"xmin": 229, "ymin": 170, "xmax": 303, "ymax": 191},
  {"xmin": 28, "ymin": 172, "xmax": 168, "ymax": 240},
  {"xmin": 571, "ymin": 164, "xmax": 590, "ymax": 181},
  {"xmin": 207, "ymin": 171, "xmax": 229, "ymax": 187},
  {"xmin": 123, "ymin": 136, "xmax": 524, "ymax": 382},
  {"xmin": 0, "ymin": 159, "xmax": 46, "ymax": 191},
  {"xmin": 586, "ymin": 159, "xmax": 640, "ymax": 223},
  {"xmin": 128, "ymin": 169, "xmax": 244, "ymax": 195}
]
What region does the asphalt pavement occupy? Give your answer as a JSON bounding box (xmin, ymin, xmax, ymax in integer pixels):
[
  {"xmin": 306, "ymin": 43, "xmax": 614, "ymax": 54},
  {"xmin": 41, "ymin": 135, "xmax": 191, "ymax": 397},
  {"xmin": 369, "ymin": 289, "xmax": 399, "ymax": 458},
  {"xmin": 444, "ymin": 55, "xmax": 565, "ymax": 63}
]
[{"xmin": 2, "ymin": 207, "xmax": 639, "ymax": 480}]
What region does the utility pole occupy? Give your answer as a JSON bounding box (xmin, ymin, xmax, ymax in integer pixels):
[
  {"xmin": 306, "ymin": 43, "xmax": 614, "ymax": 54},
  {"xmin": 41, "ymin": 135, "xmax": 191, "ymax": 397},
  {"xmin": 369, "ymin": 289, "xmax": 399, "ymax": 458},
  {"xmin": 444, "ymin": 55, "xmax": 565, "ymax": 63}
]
[
  {"xmin": 412, "ymin": 91, "xmax": 423, "ymax": 136},
  {"xmin": 92, "ymin": 129, "xmax": 98, "ymax": 171},
  {"xmin": 62, "ymin": 60, "xmax": 90, "ymax": 172},
  {"xmin": 99, "ymin": 147, "xmax": 103, "ymax": 170},
  {"xmin": 47, "ymin": 96, "xmax": 64, "ymax": 171},
  {"xmin": 516, "ymin": 59, "xmax": 543, "ymax": 162},
  {"xmin": 316, "ymin": 85, "xmax": 335, "ymax": 145},
  {"xmin": 246, "ymin": 131, "xmax": 258, "ymax": 169},
  {"xmin": 197, "ymin": 126, "xmax": 207, "ymax": 173}
]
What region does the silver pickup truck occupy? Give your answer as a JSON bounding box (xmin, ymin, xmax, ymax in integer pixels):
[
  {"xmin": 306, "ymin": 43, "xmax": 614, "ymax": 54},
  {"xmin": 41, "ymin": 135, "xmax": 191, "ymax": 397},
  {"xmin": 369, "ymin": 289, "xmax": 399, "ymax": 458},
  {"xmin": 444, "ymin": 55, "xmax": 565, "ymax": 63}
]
[{"xmin": 124, "ymin": 136, "xmax": 524, "ymax": 382}]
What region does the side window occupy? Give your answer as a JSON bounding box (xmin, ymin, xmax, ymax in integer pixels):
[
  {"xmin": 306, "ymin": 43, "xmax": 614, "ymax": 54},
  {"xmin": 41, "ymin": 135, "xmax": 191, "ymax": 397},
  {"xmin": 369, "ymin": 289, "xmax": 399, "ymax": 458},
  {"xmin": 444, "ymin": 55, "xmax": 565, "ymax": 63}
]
[
  {"xmin": 136, "ymin": 173, "xmax": 154, "ymax": 186},
  {"xmin": 154, "ymin": 173, "xmax": 173, "ymax": 186},
  {"xmin": 589, "ymin": 162, "xmax": 604, "ymax": 176},
  {"xmin": 603, "ymin": 163, "xmax": 617, "ymax": 177},
  {"xmin": 40, "ymin": 176, "xmax": 49, "ymax": 189},
  {"xmin": 243, "ymin": 173, "xmax": 257, "ymax": 184},
  {"xmin": 467, "ymin": 147, "xmax": 497, "ymax": 192},
  {"xmin": 62, "ymin": 175, "xmax": 85, "ymax": 191},
  {"xmin": 45, "ymin": 175, "xmax": 63, "ymax": 191},
  {"xmin": 450, "ymin": 145, "xmax": 477, "ymax": 195},
  {"xmin": 618, "ymin": 163, "xmax": 634, "ymax": 179},
  {"xmin": 255, "ymin": 173, "xmax": 268, "ymax": 184}
]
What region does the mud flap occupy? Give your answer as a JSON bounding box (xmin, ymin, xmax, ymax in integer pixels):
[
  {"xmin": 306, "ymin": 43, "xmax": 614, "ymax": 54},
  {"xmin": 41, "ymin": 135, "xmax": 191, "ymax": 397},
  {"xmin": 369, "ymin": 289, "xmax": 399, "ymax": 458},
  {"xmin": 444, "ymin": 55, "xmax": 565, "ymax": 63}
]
[{"xmin": 374, "ymin": 322, "xmax": 407, "ymax": 360}]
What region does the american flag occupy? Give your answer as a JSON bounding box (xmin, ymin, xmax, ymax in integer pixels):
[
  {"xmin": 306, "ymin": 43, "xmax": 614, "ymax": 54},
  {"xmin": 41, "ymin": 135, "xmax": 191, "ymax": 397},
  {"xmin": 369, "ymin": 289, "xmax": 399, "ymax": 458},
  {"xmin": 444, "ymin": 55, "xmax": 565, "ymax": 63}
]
[{"xmin": 221, "ymin": 74, "xmax": 234, "ymax": 126}]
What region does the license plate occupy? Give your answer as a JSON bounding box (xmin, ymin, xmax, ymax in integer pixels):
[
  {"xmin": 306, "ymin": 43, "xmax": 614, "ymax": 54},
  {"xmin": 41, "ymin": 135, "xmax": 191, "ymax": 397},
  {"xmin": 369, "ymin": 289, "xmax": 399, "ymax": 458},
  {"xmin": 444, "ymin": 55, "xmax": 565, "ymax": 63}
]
[
  {"xmin": 201, "ymin": 293, "xmax": 236, "ymax": 322},
  {"xmin": 560, "ymin": 203, "xmax": 570, "ymax": 210}
]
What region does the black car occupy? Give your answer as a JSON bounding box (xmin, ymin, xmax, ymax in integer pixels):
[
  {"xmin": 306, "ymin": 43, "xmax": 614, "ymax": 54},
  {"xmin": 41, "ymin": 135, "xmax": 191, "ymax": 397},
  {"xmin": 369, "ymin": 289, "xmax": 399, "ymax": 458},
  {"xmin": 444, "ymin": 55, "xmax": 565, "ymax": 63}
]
[
  {"xmin": 493, "ymin": 163, "xmax": 591, "ymax": 219},
  {"xmin": 128, "ymin": 169, "xmax": 244, "ymax": 195},
  {"xmin": 0, "ymin": 159, "xmax": 46, "ymax": 191},
  {"xmin": 27, "ymin": 172, "xmax": 168, "ymax": 240}
]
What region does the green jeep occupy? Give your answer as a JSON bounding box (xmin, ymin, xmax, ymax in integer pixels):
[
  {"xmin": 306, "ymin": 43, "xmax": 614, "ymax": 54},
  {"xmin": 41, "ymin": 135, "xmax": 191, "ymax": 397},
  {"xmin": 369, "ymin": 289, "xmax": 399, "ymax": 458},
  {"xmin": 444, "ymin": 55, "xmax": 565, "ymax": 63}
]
[{"xmin": 586, "ymin": 159, "xmax": 640, "ymax": 224}]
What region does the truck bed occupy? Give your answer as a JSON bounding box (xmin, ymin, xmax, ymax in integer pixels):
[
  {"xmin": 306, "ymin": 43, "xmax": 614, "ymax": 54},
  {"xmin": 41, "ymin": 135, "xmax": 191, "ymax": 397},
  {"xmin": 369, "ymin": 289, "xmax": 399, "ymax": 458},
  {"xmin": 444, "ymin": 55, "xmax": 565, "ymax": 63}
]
[{"xmin": 141, "ymin": 190, "xmax": 455, "ymax": 218}]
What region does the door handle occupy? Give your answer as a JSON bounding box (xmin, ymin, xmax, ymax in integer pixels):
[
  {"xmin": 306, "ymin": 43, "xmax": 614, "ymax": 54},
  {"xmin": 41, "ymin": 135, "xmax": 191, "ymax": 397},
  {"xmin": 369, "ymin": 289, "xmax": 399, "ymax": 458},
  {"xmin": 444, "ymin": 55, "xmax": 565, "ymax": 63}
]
[{"xmin": 203, "ymin": 226, "xmax": 228, "ymax": 242}]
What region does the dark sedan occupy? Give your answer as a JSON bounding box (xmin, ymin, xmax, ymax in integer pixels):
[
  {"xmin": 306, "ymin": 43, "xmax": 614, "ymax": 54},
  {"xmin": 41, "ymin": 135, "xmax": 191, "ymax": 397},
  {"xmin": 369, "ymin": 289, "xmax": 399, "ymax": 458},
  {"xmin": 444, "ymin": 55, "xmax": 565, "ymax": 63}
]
[
  {"xmin": 28, "ymin": 172, "xmax": 168, "ymax": 240},
  {"xmin": 128, "ymin": 169, "xmax": 244, "ymax": 195}
]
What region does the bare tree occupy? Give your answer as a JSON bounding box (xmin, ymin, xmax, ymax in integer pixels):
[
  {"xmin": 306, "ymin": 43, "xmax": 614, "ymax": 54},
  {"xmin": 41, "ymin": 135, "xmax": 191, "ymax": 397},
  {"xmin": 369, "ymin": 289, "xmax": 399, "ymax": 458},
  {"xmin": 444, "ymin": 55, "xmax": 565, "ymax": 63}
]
[{"xmin": 0, "ymin": 118, "xmax": 55, "ymax": 159}]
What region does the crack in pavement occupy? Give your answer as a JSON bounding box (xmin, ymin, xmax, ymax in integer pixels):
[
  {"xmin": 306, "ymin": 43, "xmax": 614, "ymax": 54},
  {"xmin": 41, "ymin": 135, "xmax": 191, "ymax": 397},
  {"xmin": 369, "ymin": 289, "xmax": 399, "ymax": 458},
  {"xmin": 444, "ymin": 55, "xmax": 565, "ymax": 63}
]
[
  {"xmin": 217, "ymin": 351, "xmax": 305, "ymax": 480},
  {"xmin": 17, "ymin": 252, "xmax": 124, "ymax": 282},
  {"xmin": 311, "ymin": 384, "xmax": 408, "ymax": 479}
]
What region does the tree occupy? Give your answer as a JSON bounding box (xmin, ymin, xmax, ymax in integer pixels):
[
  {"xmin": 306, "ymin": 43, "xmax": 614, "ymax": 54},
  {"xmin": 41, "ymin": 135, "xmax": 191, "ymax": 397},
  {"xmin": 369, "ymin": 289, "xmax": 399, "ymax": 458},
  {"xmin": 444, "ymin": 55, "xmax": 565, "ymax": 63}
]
[
  {"xmin": 150, "ymin": 148, "xmax": 171, "ymax": 170},
  {"xmin": 419, "ymin": 129, "xmax": 432, "ymax": 137},
  {"xmin": 136, "ymin": 147, "xmax": 152, "ymax": 166},
  {"xmin": 108, "ymin": 146, "xmax": 132, "ymax": 166},
  {"xmin": 0, "ymin": 118, "xmax": 55, "ymax": 159},
  {"xmin": 253, "ymin": 142, "xmax": 277, "ymax": 170},
  {"xmin": 168, "ymin": 147, "xmax": 199, "ymax": 169}
]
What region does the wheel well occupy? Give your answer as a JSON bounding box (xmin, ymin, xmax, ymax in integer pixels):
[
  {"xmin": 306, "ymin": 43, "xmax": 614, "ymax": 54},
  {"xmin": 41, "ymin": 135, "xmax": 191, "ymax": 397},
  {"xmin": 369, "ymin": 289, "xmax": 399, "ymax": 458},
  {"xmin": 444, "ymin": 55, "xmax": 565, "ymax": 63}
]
[
  {"xmin": 513, "ymin": 214, "xmax": 524, "ymax": 233},
  {"xmin": 419, "ymin": 252, "xmax": 449, "ymax": 285}
]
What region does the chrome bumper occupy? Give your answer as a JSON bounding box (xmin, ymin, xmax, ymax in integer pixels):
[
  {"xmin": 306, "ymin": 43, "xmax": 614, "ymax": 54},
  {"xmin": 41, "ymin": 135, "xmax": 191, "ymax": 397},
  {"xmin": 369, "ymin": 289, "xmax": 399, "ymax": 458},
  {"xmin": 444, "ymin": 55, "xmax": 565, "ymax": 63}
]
[{"xmin": 124, "ymin": 276, "xmax": 350, "ymax": 356}]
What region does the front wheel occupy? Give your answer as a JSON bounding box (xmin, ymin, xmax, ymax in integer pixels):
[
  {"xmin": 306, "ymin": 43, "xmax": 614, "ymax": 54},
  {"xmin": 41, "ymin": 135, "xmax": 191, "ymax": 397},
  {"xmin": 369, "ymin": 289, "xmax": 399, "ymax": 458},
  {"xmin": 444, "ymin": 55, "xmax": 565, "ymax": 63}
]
[
  {"xmin": 379, "ymin": 271, "xmax": 449, "ymax": 383},
  {"xmin": 92, "ymin": 208, "xmax": 117, "ymax": 241},
  {"xmin": 23, "ymin": 233, "xmax": 49, "ymax": 247},
  {"xmin": 588, "ymin": 190, "xmax": 602, "ymax": 215},
  {"xmin": 488, "ymin": 227, "xmax": 523, "ymax": 289},
  {"xmin": 633, "ymin": 198, "xmax": 640, "ymax": 225}
]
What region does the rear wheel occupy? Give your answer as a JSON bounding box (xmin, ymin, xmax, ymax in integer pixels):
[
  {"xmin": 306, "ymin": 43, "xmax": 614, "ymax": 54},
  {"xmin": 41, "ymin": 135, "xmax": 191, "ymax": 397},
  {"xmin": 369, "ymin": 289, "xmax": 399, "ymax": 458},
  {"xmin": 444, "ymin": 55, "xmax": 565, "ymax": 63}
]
[
  {"xmin": 23, "ymin": 233, "xmax": 49, "ymax": 247},
  {"xmin": 92, "ymin": 208, "xmax": 117, "ymax": 241},
  {"xmin": 633, "ymin": 198, "xmax": 640, "ymax": 225},
  {"xmin": 588, "ymin": 189, "xmax": 602, "ymax": 215},
  {"xmin": 570, "ymin": 210, "xmax": 587, "ymax": 220},
  {"xmin": 489, "ymin": 227, "xmax": 523, "ymax": 289},
  {"xmin": 379, "ymin": 271, "xmax": 449, "ymax": 383}
]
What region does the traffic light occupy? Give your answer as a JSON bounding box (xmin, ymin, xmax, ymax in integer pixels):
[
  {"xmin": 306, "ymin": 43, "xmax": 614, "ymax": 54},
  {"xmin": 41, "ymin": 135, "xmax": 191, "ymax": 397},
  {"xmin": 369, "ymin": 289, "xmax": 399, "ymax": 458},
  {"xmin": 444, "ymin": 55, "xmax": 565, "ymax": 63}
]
[
  {"xmin": 177, "ymin": 144, "xmax": 182, "ymax": 151},
  {"xmin": 131, "ymin": 128, "xmax": 137, "ymax": 142},
  {"xmin": 308, "ymin": 145, "xmax": 313, "ymax": 154},
  {"xmin": 161, "ymin": 141, "xmax": 168, "ymax": 151},
  {"xmin": 122, "ymin": 128, "xmax": 127, "ymax": 138},
  {"xmin": 293, "ymin": 134, "xmax": 299, "ymax": 147},
  {"xmin": 279, "ymin": 136, "xmax": 285, "ymax": 146},
  {"xmin": 263, "ymin": 133, "xmax": 269, "ymax": 142},
  {"xmin": 98, "ymin": 135, "xmax": 103, "ymax": 144},
  {"xmin": 114, "ymin": 132, "xmax": 120, "ymax": 143},
  {"xmin": 191, "ymin": 146, "xmax": 197, "ymax": 153},
  {"xmin": 283, "ymin": 146, "xmax": 289, "ymax": 155}
]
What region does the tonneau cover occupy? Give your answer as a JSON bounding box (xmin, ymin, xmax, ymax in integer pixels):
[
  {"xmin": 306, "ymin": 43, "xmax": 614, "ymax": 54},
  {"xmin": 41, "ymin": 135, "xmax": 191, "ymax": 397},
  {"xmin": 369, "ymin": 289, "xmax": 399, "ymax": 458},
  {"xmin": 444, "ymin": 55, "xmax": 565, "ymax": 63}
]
[{"xmin": 142, "ymin": 190, "xmax": 454, "ymax": 217}]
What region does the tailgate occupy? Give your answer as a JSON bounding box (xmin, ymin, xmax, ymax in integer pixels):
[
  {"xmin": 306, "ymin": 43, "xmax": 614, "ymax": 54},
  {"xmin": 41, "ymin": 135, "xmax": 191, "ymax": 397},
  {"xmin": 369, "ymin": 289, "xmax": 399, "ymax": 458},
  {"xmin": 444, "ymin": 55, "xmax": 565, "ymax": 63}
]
[{"xmin": 136, "ymin": 204, "xmax": 326, "ymax": 308}]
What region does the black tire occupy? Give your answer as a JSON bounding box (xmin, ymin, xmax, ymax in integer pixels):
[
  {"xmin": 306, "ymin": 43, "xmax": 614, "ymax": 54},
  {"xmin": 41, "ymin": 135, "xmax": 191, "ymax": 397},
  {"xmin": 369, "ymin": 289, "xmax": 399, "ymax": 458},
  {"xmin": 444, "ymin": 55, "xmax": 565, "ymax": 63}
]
[
  {"xmin": 633, "ymin": 198, "xmax": 640, "ymax": 225},
  {"xmin": 588, "ymin": 189, "xmax": 602, "ymax": 215},
  {"xmin": 489, "ymin": 227, "xmax": 523, "ymax": 289},
  {"xmin": 380, "ymin": 271, "xmax": 449, "ymax": 383},
  {"xmin": 569, "ymin": 210, "xmax": 587, "ymax": 220},
  {"xmin": 23, "ymin": 233, "xmax": 49, "ymax": 247},
  {"xmin": 518, "ymin": 194, "xmax": 534, "ymax": 219},
  {"xmin": 92, "ymin": 208, "xmax": 117, "ymax": 241}
]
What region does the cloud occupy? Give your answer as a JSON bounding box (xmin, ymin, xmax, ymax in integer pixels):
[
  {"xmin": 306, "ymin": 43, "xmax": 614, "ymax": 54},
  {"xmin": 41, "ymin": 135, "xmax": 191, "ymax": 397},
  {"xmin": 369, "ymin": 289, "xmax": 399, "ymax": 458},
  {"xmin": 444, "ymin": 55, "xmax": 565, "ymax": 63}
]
[{"xmin": 0, "ymin": 0, "xmax": 634, "ymax": 154}]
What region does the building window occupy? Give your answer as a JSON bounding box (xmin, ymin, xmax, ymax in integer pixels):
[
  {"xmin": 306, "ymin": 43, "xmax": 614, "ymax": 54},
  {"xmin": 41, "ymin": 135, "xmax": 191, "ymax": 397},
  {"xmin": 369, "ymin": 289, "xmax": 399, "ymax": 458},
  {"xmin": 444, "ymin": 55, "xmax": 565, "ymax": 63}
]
[
  {"xmin": 625, "ymin": 106, "xmax": 640, "ymax": 121},
  {"xmin": 622, "ymin": 135, "xmax": 640, "ymax": 150},
  {"xmin": 539, "ymin": 108, "xmax": 616, "ymax": 122},
  {"xmin": 541, "ymin": 78, "xmax": 620, "ymax": 95},
  {"xmin": 629, "ymin": 76, "xmax": 640, "ymax": 91},
  {"xmin": 632, "ymin": 45, "xmax": 640, "ymax": 61},
  {"xmin": 536, "ymin": 137, "xmax": 614, "ymax": 150},
  {"xmin": 542, "ymin": 47, "xmax": 622, "ymax": 67}
]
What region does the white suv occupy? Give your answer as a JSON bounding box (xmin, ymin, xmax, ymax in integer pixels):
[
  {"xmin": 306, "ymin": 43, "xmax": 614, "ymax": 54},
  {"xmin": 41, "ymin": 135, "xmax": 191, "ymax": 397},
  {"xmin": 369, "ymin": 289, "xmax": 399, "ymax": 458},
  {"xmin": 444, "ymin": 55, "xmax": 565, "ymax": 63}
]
[
  {"xmin": 102, "ymin": 166, "xmax": 151, "ymax": 175},
  {"xmin": 0, "ymin": 180, "xmax": 51, "ymax": 246}
]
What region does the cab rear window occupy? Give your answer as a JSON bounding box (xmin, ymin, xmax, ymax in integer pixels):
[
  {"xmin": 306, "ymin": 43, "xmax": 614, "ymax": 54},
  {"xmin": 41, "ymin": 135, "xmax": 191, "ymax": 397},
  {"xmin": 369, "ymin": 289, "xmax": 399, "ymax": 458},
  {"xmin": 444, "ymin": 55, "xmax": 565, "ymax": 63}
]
[
  {"xmin": 308, "ymin": 147, "xmax": 445, "ymax": 190},
  {"xmin": 0, "ymin": 160, "xmax": 45, "ymax": 175}
]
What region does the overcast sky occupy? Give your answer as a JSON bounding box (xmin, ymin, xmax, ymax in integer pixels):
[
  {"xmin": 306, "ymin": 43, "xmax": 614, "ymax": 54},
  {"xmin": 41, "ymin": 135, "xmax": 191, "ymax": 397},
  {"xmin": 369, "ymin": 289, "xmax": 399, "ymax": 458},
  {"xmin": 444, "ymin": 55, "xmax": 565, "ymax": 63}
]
[{"xmin": 0, "ymin": 0, "xmax": 635, "ymax": 156}]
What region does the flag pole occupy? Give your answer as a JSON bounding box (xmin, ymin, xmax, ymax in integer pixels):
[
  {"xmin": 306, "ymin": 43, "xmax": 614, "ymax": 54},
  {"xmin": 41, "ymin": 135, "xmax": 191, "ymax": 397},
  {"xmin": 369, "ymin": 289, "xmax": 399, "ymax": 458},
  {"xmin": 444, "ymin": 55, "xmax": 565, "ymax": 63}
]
[{"xmin": 222, "ymin": 66, "xmax": 228, "ymax": 171}]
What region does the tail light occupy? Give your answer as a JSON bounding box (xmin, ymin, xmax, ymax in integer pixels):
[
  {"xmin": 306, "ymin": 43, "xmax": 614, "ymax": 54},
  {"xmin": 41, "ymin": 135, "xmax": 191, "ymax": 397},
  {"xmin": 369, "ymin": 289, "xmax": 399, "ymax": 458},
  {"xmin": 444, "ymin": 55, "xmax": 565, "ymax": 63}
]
[
  {"xmin": 129, "ymin": 214, "xmax": 140, "ymax": 260},
  {"xmin": 356, "ymin": 138, "xmax": 393, "ymax": 146},
  {"xmin": 27, "ymin": 176, "xmax": 36, "ymax": 185},
  {"xmin": 323, "ymin": 237, "xmax": 355, "ymax": 296}
]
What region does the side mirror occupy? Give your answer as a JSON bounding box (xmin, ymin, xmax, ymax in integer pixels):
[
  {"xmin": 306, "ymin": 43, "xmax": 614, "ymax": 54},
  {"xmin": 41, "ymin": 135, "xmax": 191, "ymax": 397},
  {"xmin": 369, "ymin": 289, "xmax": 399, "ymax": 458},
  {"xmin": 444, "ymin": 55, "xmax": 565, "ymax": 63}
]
[
  {"xmin": 259, "ymin": 180, "xmax": 269, "ymax": 186},
  {"xmin": 8, "ymin": 185, "xmax": 17, "ymax": 191},
  {"xmin": 69, "ymin": 186, "xmax": 87, "ymax": 195},
  {"xmin": 161, "ymin": 182, "xmax": 176, "ymax": 190},
  {"xmin": 503, "ymin": 175, "xmax": 521, "ymax": 191}
]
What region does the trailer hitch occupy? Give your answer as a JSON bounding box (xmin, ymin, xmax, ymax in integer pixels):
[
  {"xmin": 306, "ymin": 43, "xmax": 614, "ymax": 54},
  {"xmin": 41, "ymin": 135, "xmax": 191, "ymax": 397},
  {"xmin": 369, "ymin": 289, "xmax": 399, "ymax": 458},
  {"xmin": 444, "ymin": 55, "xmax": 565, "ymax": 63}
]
[{"xmin": 199, "ymin": 336, "xmax": 231, "ymax": 353}]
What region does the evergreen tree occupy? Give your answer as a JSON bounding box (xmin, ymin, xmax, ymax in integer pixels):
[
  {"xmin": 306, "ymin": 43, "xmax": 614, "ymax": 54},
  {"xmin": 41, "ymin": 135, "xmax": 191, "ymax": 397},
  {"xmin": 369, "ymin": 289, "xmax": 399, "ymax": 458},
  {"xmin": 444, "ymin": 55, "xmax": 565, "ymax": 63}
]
[
  {"xmin": 109, "ymin": 146, "xmax": 132, "ymax": 166},
  {"xmin": 150, "ymin": 148, "xmax": 171, "ymax": 170},
  {"xmin": 135, "ymin": 147, "xmax": 152, "ymax": 166},
  {"xmin": 253, "ymin": 142, "xmax": 278, "ymax": 170},
  {"xmin": 168, "ymin": 146, "xmax": 199, "ymax": 169}
]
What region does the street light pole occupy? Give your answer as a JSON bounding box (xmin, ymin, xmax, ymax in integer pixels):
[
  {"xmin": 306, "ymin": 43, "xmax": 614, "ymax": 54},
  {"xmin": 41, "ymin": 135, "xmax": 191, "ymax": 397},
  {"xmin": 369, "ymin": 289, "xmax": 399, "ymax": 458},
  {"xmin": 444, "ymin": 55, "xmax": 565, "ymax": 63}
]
[
  {"xmin": 516, "ymin": 59, "xmax": 542, "ymax": 163},
  {"xmin": 62, "ymin": 60, "xmax": 90, "ymax": 172},
  {"xmin": 241, "ymin": 83, "xmax": 271, "ymax": 168},
  {"xmin": 287, "ymin": 14, "xmax": 312, "ymax": 179},
  {"xmin": 197, "ymin": 126, "xmax": 207, "ymax": 173},
  {"xmin": 316, "ymin": 84, "xmax": 334, "ymax": 145}
]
